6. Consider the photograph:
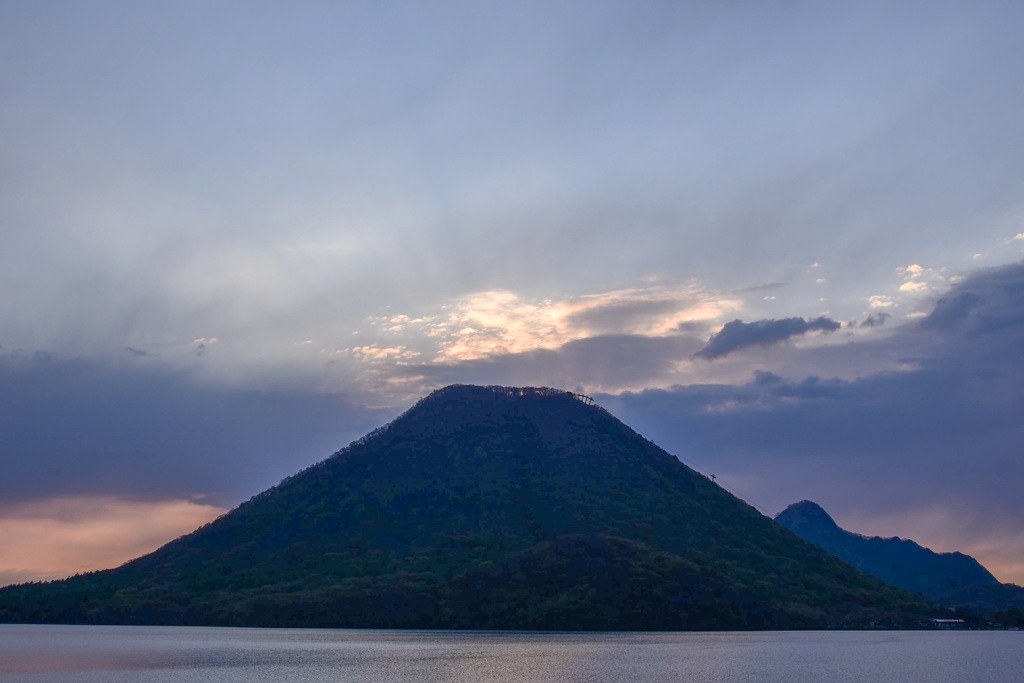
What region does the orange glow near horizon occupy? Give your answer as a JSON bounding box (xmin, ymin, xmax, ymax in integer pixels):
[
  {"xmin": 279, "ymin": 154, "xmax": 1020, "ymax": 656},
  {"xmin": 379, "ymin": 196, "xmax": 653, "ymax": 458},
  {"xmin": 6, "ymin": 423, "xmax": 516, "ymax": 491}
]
[
  {"xmin": 0, "ymin": 496, "xmax": 227, "ymax": 587},
  {"xmin": 843, "ymin": 507, "xmax": 1024, "ymax": 587}
]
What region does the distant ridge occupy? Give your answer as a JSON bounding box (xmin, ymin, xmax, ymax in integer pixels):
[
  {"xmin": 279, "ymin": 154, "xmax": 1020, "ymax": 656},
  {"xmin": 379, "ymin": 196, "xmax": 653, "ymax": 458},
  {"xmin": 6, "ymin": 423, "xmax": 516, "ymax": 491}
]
[
  {"xmin": 775, "ymin": 500, "xmax": 1024, "ymax": 613},
  {"xmin": 0, "ymin": 385, "xmax": 932, "ymax": 629}
]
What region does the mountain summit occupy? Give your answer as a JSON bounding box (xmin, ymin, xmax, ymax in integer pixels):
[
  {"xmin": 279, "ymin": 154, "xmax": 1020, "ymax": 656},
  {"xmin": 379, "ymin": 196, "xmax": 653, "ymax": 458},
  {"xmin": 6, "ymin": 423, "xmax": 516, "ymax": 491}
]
[{"xmin": 0, "ymin": 385, "xmax": 930, "ymax": 629}]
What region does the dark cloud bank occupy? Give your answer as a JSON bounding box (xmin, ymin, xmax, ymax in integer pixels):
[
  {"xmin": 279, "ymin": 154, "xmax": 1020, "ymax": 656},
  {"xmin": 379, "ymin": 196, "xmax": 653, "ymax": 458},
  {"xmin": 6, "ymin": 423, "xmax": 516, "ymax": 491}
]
[{"xmin": 0, "ymin": 357, "xmax": 390, "ymax": 506}]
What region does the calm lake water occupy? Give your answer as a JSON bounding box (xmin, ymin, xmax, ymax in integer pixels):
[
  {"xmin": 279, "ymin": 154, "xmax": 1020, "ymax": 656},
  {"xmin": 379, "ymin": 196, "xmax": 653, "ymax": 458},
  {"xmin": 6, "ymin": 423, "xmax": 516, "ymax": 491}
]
[{"xmin": 0, "ymin": 625, "xmax": 1020, "ymax": 682}]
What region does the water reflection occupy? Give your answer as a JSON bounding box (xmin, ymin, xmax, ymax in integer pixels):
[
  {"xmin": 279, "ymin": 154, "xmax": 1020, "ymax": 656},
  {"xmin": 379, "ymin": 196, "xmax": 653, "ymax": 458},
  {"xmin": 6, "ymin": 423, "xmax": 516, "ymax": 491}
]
[{"xmin": 0, "ymin": 625, "xmax": 1020, "ymax": 683}]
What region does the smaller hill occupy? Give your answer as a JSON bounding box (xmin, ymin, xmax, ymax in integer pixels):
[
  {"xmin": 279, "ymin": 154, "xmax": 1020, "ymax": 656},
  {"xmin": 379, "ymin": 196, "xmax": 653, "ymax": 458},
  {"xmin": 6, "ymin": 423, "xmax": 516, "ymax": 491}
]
[{"xmin": 775, "ymin": 500, "xmax": 1024, "ymax": 613}]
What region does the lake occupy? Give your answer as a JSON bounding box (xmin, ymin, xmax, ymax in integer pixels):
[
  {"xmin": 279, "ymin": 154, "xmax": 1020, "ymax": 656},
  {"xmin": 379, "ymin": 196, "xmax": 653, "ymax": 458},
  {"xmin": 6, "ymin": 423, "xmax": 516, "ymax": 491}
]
[{"xmin": 0, "ymin": 625, "xmax": 1020, "ymax": 682}]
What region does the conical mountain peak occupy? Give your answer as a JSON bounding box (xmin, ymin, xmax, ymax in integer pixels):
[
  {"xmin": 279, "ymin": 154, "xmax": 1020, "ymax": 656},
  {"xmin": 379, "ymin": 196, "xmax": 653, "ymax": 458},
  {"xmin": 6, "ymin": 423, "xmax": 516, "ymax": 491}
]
[{"xmin": 0, "ymin": 384, "xmax": 932, "ymax": 629}]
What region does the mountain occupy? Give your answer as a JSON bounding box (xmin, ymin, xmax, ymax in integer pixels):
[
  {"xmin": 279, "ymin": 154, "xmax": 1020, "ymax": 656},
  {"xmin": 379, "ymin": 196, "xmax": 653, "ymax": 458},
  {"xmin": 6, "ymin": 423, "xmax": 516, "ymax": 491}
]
[
  {"xmin": 775, "ymin": 500, "xmax": 1024, "ymax": 614},
  {"xmin": 0, "ymin": 385, "xmax": 933, "ymax": 629}
]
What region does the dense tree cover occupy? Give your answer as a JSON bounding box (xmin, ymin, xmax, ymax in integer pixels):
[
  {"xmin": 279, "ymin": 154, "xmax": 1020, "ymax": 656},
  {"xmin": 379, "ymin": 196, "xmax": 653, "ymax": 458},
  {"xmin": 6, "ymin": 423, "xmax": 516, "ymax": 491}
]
[
  {"xmin": 0, "ymin": 385, "xmax": 935, "ymax": 629},
  {"xmin": 993, "ymin": 607, "xmax": 1024, "ymax": 628}
]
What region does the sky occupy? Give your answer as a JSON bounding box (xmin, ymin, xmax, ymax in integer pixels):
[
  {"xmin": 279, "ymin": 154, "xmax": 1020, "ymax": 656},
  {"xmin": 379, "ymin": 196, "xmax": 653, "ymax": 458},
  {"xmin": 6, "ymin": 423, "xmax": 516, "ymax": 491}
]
[{"xmin": 2, "ymin": 1, "xmax": 1024, "ymax": 586}]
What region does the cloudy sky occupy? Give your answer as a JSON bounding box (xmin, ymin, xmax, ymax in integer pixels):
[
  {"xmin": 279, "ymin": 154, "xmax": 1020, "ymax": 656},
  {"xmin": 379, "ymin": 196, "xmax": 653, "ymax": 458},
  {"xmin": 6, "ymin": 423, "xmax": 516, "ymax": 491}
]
[{"xmin": 3, "ymin": 1, "xmax": 1024, "ymax": 587}]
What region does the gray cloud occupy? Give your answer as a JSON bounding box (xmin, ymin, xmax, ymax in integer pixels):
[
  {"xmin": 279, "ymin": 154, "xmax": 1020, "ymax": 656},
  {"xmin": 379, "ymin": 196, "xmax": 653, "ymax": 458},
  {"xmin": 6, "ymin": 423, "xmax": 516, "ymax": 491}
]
[
  {"xmin": 921, "ymin": 263, "xmax": 1024, "ymax": 335},
  {"xmin": 695, "ymin": 316, "xmax": 842, "ymax": 360},
  {"xmin": 922, "ymin": 291, "xmax": 980, "ymax": 330},
  {"xmin": 3, "ymin": 1, "xmax": 1024, "ymax": 366},
  {"xmin": 858, "ymin": 312, "xmax": 890, "ymax": 328},
  {"xmin": 564, "ymin": 297, "xmax": 698, "ymax": 336}
]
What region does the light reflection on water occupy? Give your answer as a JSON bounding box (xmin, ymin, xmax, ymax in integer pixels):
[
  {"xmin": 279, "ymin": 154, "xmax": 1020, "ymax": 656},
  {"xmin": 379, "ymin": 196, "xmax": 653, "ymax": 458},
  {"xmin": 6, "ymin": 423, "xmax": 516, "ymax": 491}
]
[{"xmin": 0, "ymin": 625, "xmax": 1021, "ymax": 683}]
